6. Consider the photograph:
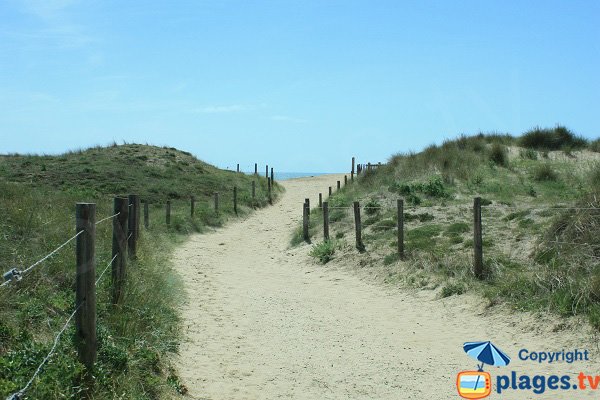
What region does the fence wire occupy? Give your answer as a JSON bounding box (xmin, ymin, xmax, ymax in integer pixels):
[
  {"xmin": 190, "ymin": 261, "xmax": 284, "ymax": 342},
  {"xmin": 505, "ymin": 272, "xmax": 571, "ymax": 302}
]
[
  {"xmin": 2, "ymin": 231, "xmax": 83, "ymax": 289},
  {"xmin": 5, "ymin": 303, "xmax": 83, "ymax": 400}
]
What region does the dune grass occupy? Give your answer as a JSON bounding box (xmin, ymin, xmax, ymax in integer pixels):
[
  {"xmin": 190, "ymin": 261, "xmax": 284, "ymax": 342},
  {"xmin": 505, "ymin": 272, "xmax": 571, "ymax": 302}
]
[
  {"xmin": 298, "ymin": 127, "xmax": 600, "ymax": 329},
  {"xmin": 0, "ymin": 144, "xmax": 280, "ymax": 399}
]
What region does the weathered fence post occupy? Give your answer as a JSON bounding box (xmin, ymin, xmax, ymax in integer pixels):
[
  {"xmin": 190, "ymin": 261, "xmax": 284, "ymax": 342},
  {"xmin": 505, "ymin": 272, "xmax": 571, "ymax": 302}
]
[
  {"xmin": 111, "ymin": 197, "xmax": 128, "ymax": 305},
  {"xmin": 271, "ymin": 167, "xmax": 274, "ymax": 184},
  {"xmin": 266, "ymin": 165, "xmax": 269, "ymax": 179},
  {"xmin": 337, "ymin": 180, "xmax": 341, "ymax": 191},
  {"xmin": 233, "ymin": 186, "xmax": 238, "ymax": 214},
  {"xmin": 353, "ymin": 201, "xmax": 365, "ymax": 251},
  {"xmin": 75, "ymin": 202, "xmax": 97, "ymax": 370},
  {"xmin": 318, "ymin": 193, "xmax": 322, "ymax": 208},
  {"xmin": 252, "ymin": 181, "xmax": 256, "ymax": 199},
  {"xmin": 254, "ymin": 163, "xmax": 258, "ymax": 175},
  {"xmin": 328, "ymin": 186, "xmax": 332, "ymax": 197},
  {"xmin": 214, "ymin": 192, "xmax": 219, "ymax": 214},
  {"xmin": 323, "ymin": 201, "xmax": 330, "ymax": 240},
  {"xmin": 351, "ymin": 157, "xmax": 355, "ymax": 181},
  {"xmin": 127, "ymin": 194, "xmax": 139, "ymax": 259},
  {"xmin": 397, "ymin": 199, "xmax": 404, "ymax": 259},
  {"xmin": 237, "ymin": 163, "xmax": 240, "ymax": 173},
  {"xmin": 191, "ymin": 196, "xmax": 195, "ymax": 217},
  {"xmin": 268, "ymin": 178, "xmax": 272, "ymax": 204},
  {"xmin": 166, "ymin": 200, "xmax": 171, "ymax": 226},
  {"xmin": 143, "ymin": 201, "xmax": 149, "ymax": 229},
  {"xmin": 344, "ymin": 175, "xmax": 347, "ymax": 186},
  {"xmin": 303, "ymin": 202, "xmax": 310, "ymax": 242},
  {"xmin": 305, "ymin": 198, "xmax": 310, "ymax": 215},
  {"xmin": 474, "ymin": 197, "xmax": 483, "ymax": 279}
]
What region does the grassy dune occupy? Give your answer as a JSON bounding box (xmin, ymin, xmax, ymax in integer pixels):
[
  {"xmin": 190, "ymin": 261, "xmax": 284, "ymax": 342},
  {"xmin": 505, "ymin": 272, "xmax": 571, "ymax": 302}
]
[
  {"xmin": 302, "ymin": 126, "xmax": 600, "ymax": 329},
  {"xmin": 0, "ymin": 144, "xmax": 279, "ymax": 399}
]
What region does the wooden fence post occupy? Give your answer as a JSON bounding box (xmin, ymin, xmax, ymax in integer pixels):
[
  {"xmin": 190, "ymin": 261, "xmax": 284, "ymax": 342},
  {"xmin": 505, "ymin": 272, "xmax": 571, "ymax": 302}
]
[
  {"xmin": 111, "ymin": 197, "xmax": 128, "ymax": 305},
  {"xmin": 233, "ymin": 187, "xmax": 238, "ymax": 214},
  {"xmin": 266, "ymin": 165, "xmax": 269, "ymax": 179},
  {"xmin": 271, "ymin": 167, "xmax": 274, "ymax": 184},
  {"xmin": 75, "ymin": 202, "xmax": 97, "ymax": 370},
  {"xmin": 143, "ymin": 201, "xmax": 149, "ymax": 229},
  {"xmin": 337, "ymin": 180, "xmax": 341, "ymax": 191},
  {"xmin": 474, "ymin": 197, "xmax": 483, "ymax": 279},
  {"xmin": 191, "ymin": 196, "xmax": 195, "ymax": 217},
  {"xmin": 318, "ymin": 193, "xmax": 322, "ymax": 208},
  {"xmin": 214, "ymin": 192, "xmax": 219, "ymax": 214},
  {"xmin": 353, "ymin": 201, "xmax": 365, "ymax": 251},
  {"xmin": 397, "ymin": 199, "xmax": 404, "ymax": 259},
  {"xmin": 344, "ymin": 175, "xmax": 347, "ymax": 186},
  {"xmin": 237, "ymin": 163, "xmax": 240, "ymax": 173},
  {"xmin": 268, "ymin": 178, "xmax": 272, "ymax": 204},
  {"xmin": 323, "ymin": 201, "xmax": 330, "ymax": 241},
  {"xmin": 127, "ymin": 194, "xmax": 139, "ymax": 259},
  {"xmin": 166, "ymin": 200, "xmax": 171, "ymax": 226},
  {"xmin": 303, "ymin": 203, "xmax": 310, "ymax": 242},
  {"xmin": 305, "ymin": 198, "xmax": 310, "ymax": 215},
  {"xmin": 255, "ymin": 163, "xmax": 258, "ymax": 175},
  {"xmin": 328, "ymin": 186, "xmax": 332, "ymax": 197},
  {"xmin": 252, "ymin": 181, "xmax": 256, "ymax": 198},
  {"xmin": 351, "ymin": 157, "xmax": 355, "ymax": 181}
]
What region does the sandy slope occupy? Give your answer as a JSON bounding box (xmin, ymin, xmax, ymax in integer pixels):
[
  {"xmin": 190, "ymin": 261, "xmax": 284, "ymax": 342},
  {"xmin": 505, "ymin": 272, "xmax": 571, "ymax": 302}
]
[{"xmin": 174, "ymin": 174, "xmax": 600, "ymax": 399}]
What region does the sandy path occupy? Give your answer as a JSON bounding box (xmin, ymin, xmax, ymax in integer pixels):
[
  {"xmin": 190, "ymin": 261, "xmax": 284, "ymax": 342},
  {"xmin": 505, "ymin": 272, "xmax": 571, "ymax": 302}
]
[{"xmin": 174, "ymin": 174, "xmax": 600, "ymax": 399}]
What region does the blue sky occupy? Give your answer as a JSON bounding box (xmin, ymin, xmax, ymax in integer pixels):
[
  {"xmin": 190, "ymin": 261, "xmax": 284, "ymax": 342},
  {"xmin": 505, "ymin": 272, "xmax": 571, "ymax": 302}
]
[{"xmin": 1, "ymin": 1, "xmax": 599, "ymax": 172}]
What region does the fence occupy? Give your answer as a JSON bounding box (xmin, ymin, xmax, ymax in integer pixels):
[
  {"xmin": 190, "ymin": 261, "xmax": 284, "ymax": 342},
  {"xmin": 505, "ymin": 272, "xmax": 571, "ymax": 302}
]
[
  {"xmin": 301, "ymin": 158, "xmax": 596, "ymax": 280},
  {"xmin": 1, "ymin": 166, "xmax": 275, "ymax": 399}
]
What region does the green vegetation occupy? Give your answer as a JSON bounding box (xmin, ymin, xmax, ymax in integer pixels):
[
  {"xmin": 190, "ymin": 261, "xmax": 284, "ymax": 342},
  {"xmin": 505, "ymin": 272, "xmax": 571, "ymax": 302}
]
[
  {"xmin": 309, "ymin": 240, "xmax": 342, "ymax": 264},
  {"xmin": 519, "ymin": 125, "xmax": 587, "ymax": 151},
  {"xmin": 294, "ymin": 126, "xmax": 600, "ymax": 329},
  {"xmin": 0, "ymin": 144, "xmax": 279, "ymax": 399}
]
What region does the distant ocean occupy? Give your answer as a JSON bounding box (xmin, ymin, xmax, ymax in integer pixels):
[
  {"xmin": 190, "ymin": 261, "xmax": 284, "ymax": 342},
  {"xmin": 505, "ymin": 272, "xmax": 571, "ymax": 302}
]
[{"xmin": 274, "ymin": 172, "xmax": 329, "ymax": 181}]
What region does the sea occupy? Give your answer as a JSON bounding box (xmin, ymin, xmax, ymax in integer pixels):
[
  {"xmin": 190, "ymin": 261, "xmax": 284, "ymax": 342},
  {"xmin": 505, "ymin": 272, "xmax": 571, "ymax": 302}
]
[{"xmin": 275, "ymin": 172, "xmax": 329, "ymax": 181}]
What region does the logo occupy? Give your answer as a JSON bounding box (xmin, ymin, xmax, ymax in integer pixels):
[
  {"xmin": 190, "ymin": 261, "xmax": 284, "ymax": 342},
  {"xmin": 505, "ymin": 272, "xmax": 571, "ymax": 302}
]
[
  {"xmin": 456, "ymin": 371, "xmax": 492, "ymax": 399},
  {"xmin": 456, "ymin": 341, "xmax": 511, "ymax": 399}
]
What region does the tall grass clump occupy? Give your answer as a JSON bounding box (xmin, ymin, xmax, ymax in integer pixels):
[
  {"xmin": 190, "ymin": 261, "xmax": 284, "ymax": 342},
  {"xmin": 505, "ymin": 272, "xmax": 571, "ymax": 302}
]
[
  {"xmin": 519, "ymin": 125, "xmax": 587, "ymax": 151},
  {"xmin": 489, "ymin": 143, "xmax": 509, "ymax": 167},
  {"xmin": 532, "ymin": 164, "xmax": 559, "ymax": 182}
]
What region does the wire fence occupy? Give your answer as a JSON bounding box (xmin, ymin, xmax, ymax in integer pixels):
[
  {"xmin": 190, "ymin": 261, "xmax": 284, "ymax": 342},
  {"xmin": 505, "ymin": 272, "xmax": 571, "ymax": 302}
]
[{"xmin": 1, "ymin": 205, "xmax": 128, "ymax": 400}]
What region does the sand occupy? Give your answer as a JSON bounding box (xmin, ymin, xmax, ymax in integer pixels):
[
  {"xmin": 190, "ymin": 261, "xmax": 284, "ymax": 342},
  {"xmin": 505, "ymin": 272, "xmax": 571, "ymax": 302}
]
[{"xmin": 174, "ymin": 174, "xmax": 600, "ymax": 399}]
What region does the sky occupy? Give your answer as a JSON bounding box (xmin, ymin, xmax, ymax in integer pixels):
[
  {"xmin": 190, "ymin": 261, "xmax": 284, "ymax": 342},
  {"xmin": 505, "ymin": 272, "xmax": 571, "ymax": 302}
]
[{"xmin": 0, "ymin": 1, "xmax": 599, "ymax": 172}]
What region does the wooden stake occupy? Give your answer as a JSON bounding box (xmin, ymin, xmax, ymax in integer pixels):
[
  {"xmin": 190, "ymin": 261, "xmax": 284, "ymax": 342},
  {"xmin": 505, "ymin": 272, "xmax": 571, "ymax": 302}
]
[
  {"xmin": 397, "ymin": 199, "xmax": 404, "ymax": 259},
  {"xmin": 337, "ymin": 180, "xmax": 341, "ymax": 191},
  {"xmin": 328, "ymin": 186, "xmax": 332, "ymax": 197},
  {"xmin": 318, "ymin": 193, "xmax": 322, "ymax": 208},
  {"xmin": 303, "ymin": 203, "xmax": 309, "ymax": 242},
  {"xmin": 305, "ymin": 198, "xmax": 310, "ymax": 215},
  {"xmin": 233, "ymin": 187, "xmax": 238, "ymax": 214},
  {"xmin": 75, "ymin": 203, "xmax": 97, "ymax": 369},
  {"xmin": 166, "ymin": 200, "xmax": 171, "ymax": 226},
  {"xmin": 323, "ymin": 201, "xmax": 330, "ymax": 241},
  {"xmin": 127, "ymin": 195, "xmax": 139, "ymax": 259},
  {"xmin": 353, "ymin": 201, "xmax": 365, "ymax": 251},
  {"xmin": 474, "ymin": 197, "xmax": 483, "ymax": 279},
  {"xmin": 351, "ymin": 157, "xmax": 355, "ymax": 181},
  {"xmin": 111, "ymin": 197, "xmax": 128, "ymax": 305}
]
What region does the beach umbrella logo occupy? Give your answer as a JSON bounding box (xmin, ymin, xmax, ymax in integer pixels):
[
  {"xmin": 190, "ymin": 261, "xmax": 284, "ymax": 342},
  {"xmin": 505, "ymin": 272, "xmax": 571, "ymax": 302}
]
[{"xmin": 456, "ymin": 341, "xmax": 511, "ymax": 399}]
